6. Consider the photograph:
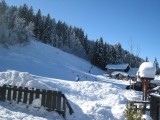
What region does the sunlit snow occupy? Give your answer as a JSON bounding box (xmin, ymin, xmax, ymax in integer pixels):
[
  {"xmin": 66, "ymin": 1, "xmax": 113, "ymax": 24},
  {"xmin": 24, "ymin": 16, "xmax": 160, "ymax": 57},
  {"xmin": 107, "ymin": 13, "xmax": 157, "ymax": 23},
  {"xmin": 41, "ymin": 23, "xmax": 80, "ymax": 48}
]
[{"xmin": 0, "ymin": 41, "xmax": 158, "ymax": 120}]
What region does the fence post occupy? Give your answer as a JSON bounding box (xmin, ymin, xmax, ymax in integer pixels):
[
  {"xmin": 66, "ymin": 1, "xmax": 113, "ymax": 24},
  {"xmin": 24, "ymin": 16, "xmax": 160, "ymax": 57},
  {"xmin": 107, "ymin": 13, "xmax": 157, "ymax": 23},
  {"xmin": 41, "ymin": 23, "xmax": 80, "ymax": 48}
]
[
  {"xmin": 29, "ymin": 88, "xmax": 34, "ymax": 104},
  {"xmin": 57, "ymin": 91, "xmax": 62, "ymax": 111},
  {"xmin": 12, "ymin": 86, "xmax": 17, "ymax": 101},
  {"xmin": 52, "ymin": 91, "xmax": 57, "ymax": 110},
  {"xmin": 41, "ymin": 89, "xmax": 46, "ymax": 107},
  {"xmin": 23, "ymin": 87, "xmax": 28, "ymax": 104},
  {"xmin": 63, "ymin": 94, "xmax": 74, "ymax": 115},
  {"xmin": 0, "ymin": 85, "xmax": 7, "ymax": 101},
  {"xmin": 17, "ymin": 86, "xmax": 23, "ymax": 103},
  {"xmin": 46, "ymin": 90, "xmax": 53, "ymax": 110},
  {"xmin": 150, "ymin": 95, "xmax": 160, "ymax": 120},
  {"xmin": 7, "ymin": 86, "xmax": 12, "ymax": 101},
  {"xmin": 35, "ymin": 89, "xmax": 40, "ymax": 99},
  {"xmin": 62, "ymin": 94, "xmax": 66, "ymax": 118}
]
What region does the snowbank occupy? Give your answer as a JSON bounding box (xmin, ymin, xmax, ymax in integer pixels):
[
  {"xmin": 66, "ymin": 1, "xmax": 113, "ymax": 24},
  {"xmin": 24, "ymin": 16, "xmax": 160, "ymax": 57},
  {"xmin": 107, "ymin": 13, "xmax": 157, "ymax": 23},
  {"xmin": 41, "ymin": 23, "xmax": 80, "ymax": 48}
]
[
  {"xmin": 0, "ymin": 70, "xmax": 143, "ymax": 120},
  {"xmin": 155, "ymin": 75, "xmax": 160, "ymax": 80},
  {"xmin": 0, "ymin": 70, "xmax": 55, "ymax": 90}
]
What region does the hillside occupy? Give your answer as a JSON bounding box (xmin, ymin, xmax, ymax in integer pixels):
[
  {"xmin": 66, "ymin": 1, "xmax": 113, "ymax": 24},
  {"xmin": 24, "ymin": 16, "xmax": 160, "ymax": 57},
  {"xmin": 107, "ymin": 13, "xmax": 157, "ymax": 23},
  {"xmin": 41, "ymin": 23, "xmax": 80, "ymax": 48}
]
[
  {"xmin": 0, "ymin": 41, "xmax": 152, "ymax": 120},
  {"xmin": 0, "ymin": 41, "xmax": 104, "ymax": 81}
]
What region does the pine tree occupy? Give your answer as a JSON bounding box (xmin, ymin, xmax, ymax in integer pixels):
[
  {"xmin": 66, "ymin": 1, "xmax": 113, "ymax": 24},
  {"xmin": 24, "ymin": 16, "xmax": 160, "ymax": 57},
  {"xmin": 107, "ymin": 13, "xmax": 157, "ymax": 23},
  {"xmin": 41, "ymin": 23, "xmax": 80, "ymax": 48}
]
[
  {"xmin": 18, "ymin": 4, "xmax": 28, "ymax": 23},
  {"xmin": 55, "ymin": 20, "xmax": 63, "ymax": 47},
  {"xmin": 0, "ymin": 0, "xmax": 7, "ymax": 16},
  {"xmin": 145, "ymin": 57, "xmax": 149, "ymax": 62},
  {"xmin": 34, "ymin": 9, "xmax": 43, "ymax": 40},
  {"xmin": 43, "ymin": 14, "xmax": 53, "ymax": 44},
  {"xmin": 124, "ymin": 101, "xmax": 143, "ymax": 120},
  {"xmin": 27, "ymin": 6, "xmax": 34, "ymax": 23},
  {"xmin": 7, "ymin": 6, "xmax": 18, "ymax": 29},
  {"xmin": 114, "ymin": 43, "xmax": 123, "ymax": 64},
  {"xmin": 18, "ymin": 4, "xmax": 34, "ymax": 25},
  {"xmin": 154, "ymin": 57, "xmax": 160, "ymax": 75}
]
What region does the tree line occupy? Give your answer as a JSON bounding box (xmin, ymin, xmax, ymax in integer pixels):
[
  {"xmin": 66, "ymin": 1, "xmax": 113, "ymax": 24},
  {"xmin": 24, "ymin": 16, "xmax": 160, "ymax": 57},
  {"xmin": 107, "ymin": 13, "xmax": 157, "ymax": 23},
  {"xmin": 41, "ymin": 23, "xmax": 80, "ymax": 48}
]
[{"xmin": 0, "ymin": 1, "xmax": 160, "ymax": 72}]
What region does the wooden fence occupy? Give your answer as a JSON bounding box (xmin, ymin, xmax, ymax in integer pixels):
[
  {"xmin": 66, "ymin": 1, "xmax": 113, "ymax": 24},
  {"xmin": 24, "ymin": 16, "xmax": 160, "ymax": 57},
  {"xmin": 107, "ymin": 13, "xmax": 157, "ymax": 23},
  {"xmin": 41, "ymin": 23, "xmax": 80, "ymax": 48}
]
[
  {"xmin": 133, "ymin": 100, "xmax": 150, "ymax": 114},
  {"xmin": 0, "ymin": 84, "xmax": 74, "ymax": 118}
]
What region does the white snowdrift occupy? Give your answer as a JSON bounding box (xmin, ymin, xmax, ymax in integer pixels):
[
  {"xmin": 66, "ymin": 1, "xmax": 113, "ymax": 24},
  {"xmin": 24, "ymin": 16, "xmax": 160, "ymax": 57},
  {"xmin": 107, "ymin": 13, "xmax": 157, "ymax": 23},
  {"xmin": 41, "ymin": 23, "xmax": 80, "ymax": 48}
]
[
  {"xmin": 0, "ymin": 70, "xmax": 142, "ymax": 120},
  {"xmin": 0, "ymin": 70, "xmax": 54, "ymax": 90}
]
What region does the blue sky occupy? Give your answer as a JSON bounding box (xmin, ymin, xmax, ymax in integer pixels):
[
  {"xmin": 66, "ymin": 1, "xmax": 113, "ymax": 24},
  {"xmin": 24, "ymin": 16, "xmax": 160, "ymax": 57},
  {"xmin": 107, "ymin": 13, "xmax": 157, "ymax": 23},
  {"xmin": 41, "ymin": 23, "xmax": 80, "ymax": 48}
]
[{"xmin": 6, "ymin": 0, "xmax": 160, "ymax": 63}]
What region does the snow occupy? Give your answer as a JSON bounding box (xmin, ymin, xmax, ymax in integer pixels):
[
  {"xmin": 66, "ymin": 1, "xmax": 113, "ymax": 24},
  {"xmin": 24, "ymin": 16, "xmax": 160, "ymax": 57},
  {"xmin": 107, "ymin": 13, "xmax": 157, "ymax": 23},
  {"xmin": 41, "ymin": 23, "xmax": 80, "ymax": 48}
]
[
  {"xmin": 155, "ymin": 75, "xmax": 160, "ymax": 80},
  {"xmin": 111, "ymin": 71, "xmax": 128, "ymax": 76},
  {"xmin": 138, "ymin": 62, "xmax": 156, "ymax": 79},
  {"xmin": 127, "ymin": 68, "xmax": 139, "ymax": 77},
  {"xmin": 105, "ymin": 64, "xmax": 129, "ymax": 70},
  {"xmin": 142, "ymin": 115, "xmax": 153, "ymax": 120},
  {"xmin": 32, "ymin": 98, "xmax": 42, "ymax": 108},
  {"xmin": 0, "ymin": 41, "xmax": 103, "ymax": 81},
  {"xmin": 0, "ymin": 41, "xmax": 153, "ymax": 120},
  {"xmin": 0, "ymin": 70, "xmax": 142, "ymax": 120}
]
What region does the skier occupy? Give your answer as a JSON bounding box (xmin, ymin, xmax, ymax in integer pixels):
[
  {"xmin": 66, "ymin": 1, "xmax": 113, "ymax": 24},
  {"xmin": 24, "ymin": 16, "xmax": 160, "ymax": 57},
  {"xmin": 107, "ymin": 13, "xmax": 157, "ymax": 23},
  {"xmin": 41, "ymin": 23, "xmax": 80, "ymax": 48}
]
[{"xmin": 76, "ymin": 75, "xmax": 80, "ymax": 82}]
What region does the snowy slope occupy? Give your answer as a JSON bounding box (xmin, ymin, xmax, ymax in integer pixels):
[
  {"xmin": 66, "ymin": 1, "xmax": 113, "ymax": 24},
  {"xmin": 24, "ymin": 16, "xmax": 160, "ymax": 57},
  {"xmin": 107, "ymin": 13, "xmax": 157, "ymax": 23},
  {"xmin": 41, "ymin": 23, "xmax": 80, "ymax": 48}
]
[
  {"xmin": 0, "ymin": 41, "xmax": 154, "ymax": 120},
  {"xmin": 0, "ymin": 41, "xmax": 104, "ymax": 81}
]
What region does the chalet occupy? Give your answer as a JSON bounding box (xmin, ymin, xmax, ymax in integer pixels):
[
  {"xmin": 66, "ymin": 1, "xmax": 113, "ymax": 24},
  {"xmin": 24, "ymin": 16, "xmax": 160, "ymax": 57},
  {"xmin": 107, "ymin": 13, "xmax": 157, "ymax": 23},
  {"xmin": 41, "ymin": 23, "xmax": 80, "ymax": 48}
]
[
  {"xmin": 105, "ymin": 64, "xmax": 138, "ymax": 80},
  {"xmin": 127, "ymin": 68, "xmax": 139, "ymax": 81},
  {"xmin": 105, "ymin": 64, "xmax": 130, "ymax": 74}
]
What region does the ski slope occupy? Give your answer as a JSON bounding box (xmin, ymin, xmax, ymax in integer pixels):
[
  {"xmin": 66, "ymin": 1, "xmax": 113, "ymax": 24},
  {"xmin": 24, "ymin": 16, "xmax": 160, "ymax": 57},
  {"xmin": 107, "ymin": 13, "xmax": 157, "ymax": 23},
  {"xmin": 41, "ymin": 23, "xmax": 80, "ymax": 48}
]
[{"xmin": 0, "ymin": 41, "xmax": 154, "ymax": 120}]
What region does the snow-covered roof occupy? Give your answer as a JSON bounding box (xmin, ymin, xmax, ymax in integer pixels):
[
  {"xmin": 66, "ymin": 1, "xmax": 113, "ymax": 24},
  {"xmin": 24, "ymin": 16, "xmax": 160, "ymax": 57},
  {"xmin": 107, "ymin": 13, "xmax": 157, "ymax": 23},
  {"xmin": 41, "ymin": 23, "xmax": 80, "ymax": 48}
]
[
  {"xmin": 111, "ymin": 71, "xmax": 128, "ymax": 76},
  {"xmin": 127, "ymin": 68, "xmax": 139, "ymax": 77},
  {"xmin": 138, "ymin": 62, "xmax": 156, "ymax": 79},
  {"xmin": 105, "ymin": 64, "xmax": 129, "ymax": 70}
]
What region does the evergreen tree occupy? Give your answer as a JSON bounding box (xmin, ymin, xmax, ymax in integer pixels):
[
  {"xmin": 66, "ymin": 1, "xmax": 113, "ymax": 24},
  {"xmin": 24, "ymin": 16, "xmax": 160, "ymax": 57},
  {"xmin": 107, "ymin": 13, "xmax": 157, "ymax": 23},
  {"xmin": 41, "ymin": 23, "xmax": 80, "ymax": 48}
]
[
  {"xmin": 84, "ymin": 35, "xmax": 89, "ymax": 54},
  {"xmin": 7, "ymin": 6, "xmax": 18, "ymax": 29},
  {"xmin": 43, "ymin": 14, "xmax": 53, "ymax": 44},
  {"xmin": 124, "ymin": 101, "xmax": 143, "ymax": 120},
  {"xmin": 55, "ymin": 20, "xmax": 63, "ymax": 47},
  {"xmin": 98, "ymin": 37, "xmax": 104, "ymax": 68},
  {"xmin": 145, "ymin": 57, "xmax": 149, "ymax": 62},
  {"xmin": 18, "ymin": 4, "xmax": 34, "ymax": 25},
  {"xmin": 91, "ymin": 40, "xmax": 98, "ymax": 65},
  {"xmin": 0, "ymin": 0, "xmax": 7, "ymax": 16},
  {"xmin": 154, "ymin": 58, "xmax": 159, "ymax": 69},
  {"xmin": 27, "ymin": 6, "xmax": 34, "ymax": 23},
  {"xmin": 114, "ymin": 43, "xmax": 123, "ymax": 64},
  {"xmin": 110, "ymin": 45, "xmax": 116, "ymax": 64},
  {"xmin": 18, "ymin": 4, "xmax": 28, "ymax": 23},
  {"xmin": 12, "ymin": 16, "xmax": 34, "ymax": 44},
  {"xmin": 154, "ymin": 58, "xmax": 160, "ymax": 75},
  {"xmin": 103, "ymin": 43, "xmax": 110, "ymax": 67},
  {"xmin": 34, "ymin": 9, "xmax": 43, "ymax": 40}
]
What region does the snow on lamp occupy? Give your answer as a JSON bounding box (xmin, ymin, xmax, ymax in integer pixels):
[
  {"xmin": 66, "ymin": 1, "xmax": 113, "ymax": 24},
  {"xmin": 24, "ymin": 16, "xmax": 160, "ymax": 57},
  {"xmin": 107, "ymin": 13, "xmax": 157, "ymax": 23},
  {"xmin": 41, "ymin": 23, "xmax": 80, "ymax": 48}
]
[{"xmin": 138, "ymin": 62, "xmax": 156, "ymax": 101}]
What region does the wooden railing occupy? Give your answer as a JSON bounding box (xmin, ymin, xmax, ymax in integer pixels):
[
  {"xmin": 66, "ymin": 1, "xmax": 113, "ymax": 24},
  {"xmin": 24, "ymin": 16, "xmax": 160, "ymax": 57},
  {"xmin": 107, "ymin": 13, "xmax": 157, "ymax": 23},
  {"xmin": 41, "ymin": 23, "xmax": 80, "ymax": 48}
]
[
  {"xmin": 133, "ymin": 100, "xmax": 150, "ymax": 114},
  {"xmin": 0, "ymin": 85, "xmax": 74, "ymax": 118}
]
